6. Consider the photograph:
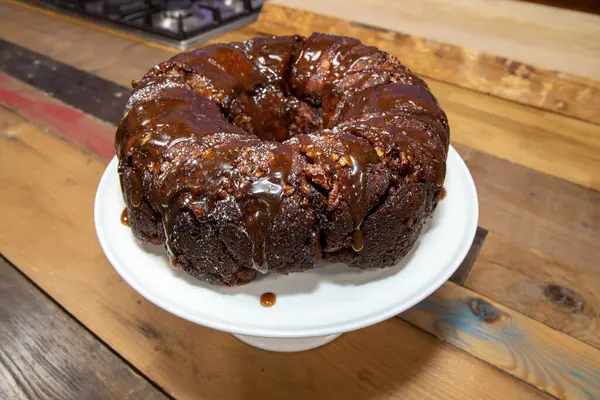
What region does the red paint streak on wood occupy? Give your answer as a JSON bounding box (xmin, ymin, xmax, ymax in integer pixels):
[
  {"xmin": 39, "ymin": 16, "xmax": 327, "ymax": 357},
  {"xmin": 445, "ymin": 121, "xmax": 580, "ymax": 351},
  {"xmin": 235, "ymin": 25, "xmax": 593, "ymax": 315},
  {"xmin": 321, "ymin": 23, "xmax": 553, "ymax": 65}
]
[
  {"xmin": 0, "ymin": 72, "xmax": 114, "ymax": 161},
  {"xmin": 40, "ymin": 102, "xmax": 84, "ymax": 126}
]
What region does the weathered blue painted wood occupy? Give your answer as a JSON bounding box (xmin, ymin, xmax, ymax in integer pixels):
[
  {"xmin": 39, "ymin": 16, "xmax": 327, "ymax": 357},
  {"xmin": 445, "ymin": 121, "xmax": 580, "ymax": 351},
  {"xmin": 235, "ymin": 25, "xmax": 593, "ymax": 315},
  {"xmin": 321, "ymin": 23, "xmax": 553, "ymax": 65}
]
[{"xmin": 401, "ymin": 283, "xmax": 600, "ymax": 399}]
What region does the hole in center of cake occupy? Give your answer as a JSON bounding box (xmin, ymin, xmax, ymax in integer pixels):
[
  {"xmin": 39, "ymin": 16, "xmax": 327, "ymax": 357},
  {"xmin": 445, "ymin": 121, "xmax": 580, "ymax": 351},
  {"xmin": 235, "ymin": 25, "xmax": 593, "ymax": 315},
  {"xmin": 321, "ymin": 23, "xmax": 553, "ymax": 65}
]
[{"xmin": 228, "ymin": 88, "xmax": 324, "ymax": 143}]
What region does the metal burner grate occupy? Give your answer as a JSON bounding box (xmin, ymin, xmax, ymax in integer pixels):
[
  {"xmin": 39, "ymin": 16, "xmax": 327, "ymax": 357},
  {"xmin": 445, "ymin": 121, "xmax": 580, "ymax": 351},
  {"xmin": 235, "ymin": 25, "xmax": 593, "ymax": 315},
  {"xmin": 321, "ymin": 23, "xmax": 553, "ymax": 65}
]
[{"xmin": 21, "ymin": 0, "xmax": 264, "ymax": 49}]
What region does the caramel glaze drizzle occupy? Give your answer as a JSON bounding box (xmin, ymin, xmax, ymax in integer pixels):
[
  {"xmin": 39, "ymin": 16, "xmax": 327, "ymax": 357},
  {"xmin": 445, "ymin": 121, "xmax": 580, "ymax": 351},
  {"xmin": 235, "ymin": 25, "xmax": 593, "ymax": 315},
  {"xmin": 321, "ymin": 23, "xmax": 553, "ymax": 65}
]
[
  {"xmin": 116, "ymin": 33, "xmax": 449, "ymax": 273},
  {"xmin": 291, "ymin": 131, "xmax": 379, "ymax": 252}
]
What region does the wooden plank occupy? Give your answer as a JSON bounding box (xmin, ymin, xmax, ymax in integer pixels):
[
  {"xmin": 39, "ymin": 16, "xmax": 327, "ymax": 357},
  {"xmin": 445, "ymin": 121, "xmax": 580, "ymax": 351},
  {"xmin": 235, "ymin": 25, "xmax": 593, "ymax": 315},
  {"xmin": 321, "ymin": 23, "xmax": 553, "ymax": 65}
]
[
  {"xmin": 258, "ymin": 4, "xmax": 600, "ymax": 125},
  {"xmin": 402, "ymin": 283, "xmax": 600, "ymax": 399},
  {"xmin": 0, "ymin": 107, "xmax": 551, "ymax": 400},
  {"xmin": 454, "ymin": 144, "xmax": 600, "ymax": 276},
  {"xmin": 2, "ymin": 2, "xmax": 600, "ymax": 192},
  {"xmin": 430, "ymin": 80, "xmax": 600, "ymax": 192},
  {"xmin": 0, "ymin": 0, "xmax": 169, "ymax": 88},
  {"xmin": 270, "ymin": 0, "xmax": 600, "ymax": 81},
  {"xmin": 0, "ymin": 39, "xmax": 129, "ymax": 125},
  {"xmin": 451, "ymin": 144, "xmax": 600, "ymax": 348},
  {"xmin": 0, "ymin": 72, "xmax": 114, "ymax": 160},
  {"xmin": 0, "ymin": 256, "xmax": 168, "ymax": 400},
  {"xmin": 465, "ymin": 233, "xmax": 600, "ymax": 349},
  {"xmin": 2, "ymin": 1, "xmax": 600, "ymax": 126}
]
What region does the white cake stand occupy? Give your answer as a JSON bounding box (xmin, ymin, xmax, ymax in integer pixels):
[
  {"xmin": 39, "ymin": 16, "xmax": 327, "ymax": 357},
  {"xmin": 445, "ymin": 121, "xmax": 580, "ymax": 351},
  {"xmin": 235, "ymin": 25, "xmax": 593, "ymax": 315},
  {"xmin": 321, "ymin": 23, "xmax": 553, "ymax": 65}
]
[{"xmin": 95, "ymin": 146, "xmax": 478, "ymax": 352}]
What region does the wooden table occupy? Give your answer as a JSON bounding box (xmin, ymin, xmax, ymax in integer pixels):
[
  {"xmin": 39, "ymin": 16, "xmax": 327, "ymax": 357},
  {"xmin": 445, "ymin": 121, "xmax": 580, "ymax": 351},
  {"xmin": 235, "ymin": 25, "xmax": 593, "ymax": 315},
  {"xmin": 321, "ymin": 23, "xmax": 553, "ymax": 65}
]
[{"xmin": 1, "ymin": 0, "xmax": 599, "ymax": 398}]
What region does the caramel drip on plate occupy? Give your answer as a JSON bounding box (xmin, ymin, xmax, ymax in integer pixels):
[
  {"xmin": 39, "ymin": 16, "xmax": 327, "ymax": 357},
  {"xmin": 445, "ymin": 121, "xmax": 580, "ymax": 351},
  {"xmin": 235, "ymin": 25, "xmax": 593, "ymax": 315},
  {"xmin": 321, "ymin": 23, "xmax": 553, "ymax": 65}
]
[
  {"xmin": 260, "ymin": 292, "xmax": 276, "ymax": 307},
  {"xmin": 120, "ymin": 208, "xmax": 130, "ymax": 227}
]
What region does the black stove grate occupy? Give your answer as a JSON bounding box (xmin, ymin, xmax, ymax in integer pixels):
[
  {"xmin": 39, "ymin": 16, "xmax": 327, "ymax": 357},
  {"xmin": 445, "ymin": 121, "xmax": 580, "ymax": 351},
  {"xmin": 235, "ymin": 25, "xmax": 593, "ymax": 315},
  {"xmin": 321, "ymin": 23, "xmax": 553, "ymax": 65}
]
[{"xmin": 24, "ymin": 0, "xmax": 264, "ymax": 48}]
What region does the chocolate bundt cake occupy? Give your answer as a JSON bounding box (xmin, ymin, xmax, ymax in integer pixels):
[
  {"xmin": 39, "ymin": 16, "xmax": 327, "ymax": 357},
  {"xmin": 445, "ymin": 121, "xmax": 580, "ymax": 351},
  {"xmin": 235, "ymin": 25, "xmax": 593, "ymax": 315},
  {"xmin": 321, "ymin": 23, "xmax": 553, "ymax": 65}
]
[{"xmin": 115, "ymin": 33, "xmax": 449, "ymax": 286}]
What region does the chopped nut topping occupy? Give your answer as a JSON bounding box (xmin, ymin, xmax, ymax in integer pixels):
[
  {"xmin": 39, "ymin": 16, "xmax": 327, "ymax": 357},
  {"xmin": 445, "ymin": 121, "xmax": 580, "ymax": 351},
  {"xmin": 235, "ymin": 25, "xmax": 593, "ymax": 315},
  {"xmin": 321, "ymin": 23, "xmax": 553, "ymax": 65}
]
[
  {"xmin": 252, "ymin": 167, "xmax": 266, "ymax": 178},
  {"xmin": 140, "ymin": 132, "xmax": 151, "ymax": 145},
  {"xmin": 201, "ymin": 148, "xmax": 214, "ymax": 159},
  {"xmin": 338, "ymin": 156, "xmax": 352, "ymax": 167},
  {"xmin": 407, "ymin": 169, "xmax": 421, "ymax": 183},
  {"xmin": 306, "ymin": 149, "xmax": 321, "ymax": 159},
  {"xmin": 147, "ymin": 162, "xmax": 160, "ymax": 173},
  {"xmin": 283, "ymin": 185, "xmax": 295, "ymax": 196}
]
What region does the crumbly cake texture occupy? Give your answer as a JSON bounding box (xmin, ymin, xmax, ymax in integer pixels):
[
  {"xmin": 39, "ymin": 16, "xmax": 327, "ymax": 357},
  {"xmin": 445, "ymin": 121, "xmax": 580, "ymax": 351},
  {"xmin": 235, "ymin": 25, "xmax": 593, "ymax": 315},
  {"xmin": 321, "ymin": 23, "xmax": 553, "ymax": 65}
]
[{"xmin": 115, "ymin": 33, "xmax": 449, "ymax": 286}]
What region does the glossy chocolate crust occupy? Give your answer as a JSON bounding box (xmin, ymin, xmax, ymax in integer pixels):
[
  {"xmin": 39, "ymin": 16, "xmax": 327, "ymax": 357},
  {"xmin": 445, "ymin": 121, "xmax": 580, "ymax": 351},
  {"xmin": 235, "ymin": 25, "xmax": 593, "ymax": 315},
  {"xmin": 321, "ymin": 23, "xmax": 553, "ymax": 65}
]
[{"xmin": 115, "ymin": 33, "xmax": 449, "ymax": 286}]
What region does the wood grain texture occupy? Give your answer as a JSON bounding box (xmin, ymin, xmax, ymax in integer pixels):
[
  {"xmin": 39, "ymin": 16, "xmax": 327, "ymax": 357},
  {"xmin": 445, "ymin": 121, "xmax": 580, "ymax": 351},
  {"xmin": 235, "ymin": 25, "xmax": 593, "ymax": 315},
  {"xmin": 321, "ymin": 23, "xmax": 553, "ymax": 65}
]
[
  {"xmin": 455, "ymin": 144, "xmax": 600, "ymax": 274},
  {"xmin": 256, "ymin": 7, "xmax": 600, "ymax": 191},
  {"xmin": 0, "ymin": 256, "xmax": 168, "ymax": 400},
  {"xmin": 450, "ymin": 144, "xmax": 600, "ymax": 349},
  {"xmin": 430, "ymin": 80, "xmax": 600, "ymax": 192},
  {"xmin": 466, "ymin": 233, "xmax": 600, "ymax": 349},
  {"xmin": 2, "ymin": 1, "xmax": 600, "ymax": 191},
  {"xmin": 271, "ymin": 0, "xmax": 600, "ymax": 81},
  {"xmin": 3, "ymin": 1, "xmax": 600, "ymax": 126},
  {"xmin": 402, "ymin": 283, "xmax": 600, "ymax": 399},
  {"xmin": 0, "ymin": 107, "xmax": 550, "ymax": 400},
  {"xmin": 0, "ymin": 39, "xmax": 129, "ymax": 125},
  {"xmin": 0, "ymin": 1, "xmax": 168, "ymax": 88},
  {"xmin": 0, "ymin": 72, "xmax": 114, "ymax": 160},
  {"xmin": 258, "ymin": 4, "xmax": 600, "ymax": 125}
]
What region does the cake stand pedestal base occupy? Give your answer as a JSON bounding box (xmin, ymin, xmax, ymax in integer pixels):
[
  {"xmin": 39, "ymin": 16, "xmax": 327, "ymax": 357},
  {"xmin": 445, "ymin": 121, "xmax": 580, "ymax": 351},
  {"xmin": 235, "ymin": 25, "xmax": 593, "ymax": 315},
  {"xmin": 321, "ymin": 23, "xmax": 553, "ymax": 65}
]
[{"xmin": 233, "ymin": 333, "xmax": 341, "ymax": 352}]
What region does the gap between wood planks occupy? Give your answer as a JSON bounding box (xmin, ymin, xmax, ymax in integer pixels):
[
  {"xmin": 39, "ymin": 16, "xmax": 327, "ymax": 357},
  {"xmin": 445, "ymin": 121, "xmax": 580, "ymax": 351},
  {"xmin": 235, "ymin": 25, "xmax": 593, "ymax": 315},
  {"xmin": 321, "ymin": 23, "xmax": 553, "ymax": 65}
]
[{"xmin": 1, "ymin": 89, "xmax": 598, "ymax": 399}]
